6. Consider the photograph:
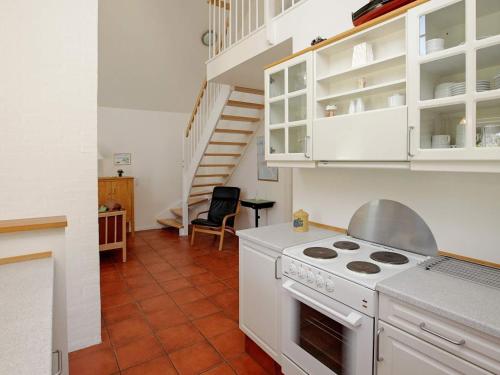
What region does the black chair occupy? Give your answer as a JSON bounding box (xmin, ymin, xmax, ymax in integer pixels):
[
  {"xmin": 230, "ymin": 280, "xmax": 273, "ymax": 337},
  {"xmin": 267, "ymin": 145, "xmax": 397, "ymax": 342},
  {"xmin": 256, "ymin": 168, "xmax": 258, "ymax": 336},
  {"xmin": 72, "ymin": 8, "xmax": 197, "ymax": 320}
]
[{"xmin": 190, "ymin": 186, "xmax": 241, "ymax": 251}]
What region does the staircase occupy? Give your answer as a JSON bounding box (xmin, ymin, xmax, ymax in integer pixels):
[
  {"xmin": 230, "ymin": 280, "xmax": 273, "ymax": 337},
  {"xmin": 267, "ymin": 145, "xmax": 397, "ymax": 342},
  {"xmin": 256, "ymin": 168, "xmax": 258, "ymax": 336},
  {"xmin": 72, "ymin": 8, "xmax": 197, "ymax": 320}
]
[{"xmin": 157, "ymin": 81, "xmax": 264, "ymax": 234}]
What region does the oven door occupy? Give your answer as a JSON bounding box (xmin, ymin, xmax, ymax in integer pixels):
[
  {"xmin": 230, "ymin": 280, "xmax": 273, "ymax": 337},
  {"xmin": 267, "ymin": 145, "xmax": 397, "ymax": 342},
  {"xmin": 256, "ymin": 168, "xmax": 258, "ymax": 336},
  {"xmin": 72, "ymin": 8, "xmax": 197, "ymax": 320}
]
[{"xmin": 281, "ymin": 277, "xmax": 374, "ymax": 375}]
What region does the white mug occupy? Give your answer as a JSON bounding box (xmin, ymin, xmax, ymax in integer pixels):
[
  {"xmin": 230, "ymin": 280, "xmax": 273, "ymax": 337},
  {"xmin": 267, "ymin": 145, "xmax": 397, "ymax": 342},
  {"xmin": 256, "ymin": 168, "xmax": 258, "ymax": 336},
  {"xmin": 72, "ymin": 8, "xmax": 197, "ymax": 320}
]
[
  {"xmin": 355, "ymin": 98, "xmax": 365, "ymax": 112},
  {"xmin": 348, "ymin": 100, "xmax": 356, "ymax": 114},
  {"xmin": 432, "ymin": 134, "xmax": 451, "ymax": 148},
  {"xmin": 388, "ymin": 93, "xmax": 405, "ymax": 107}
]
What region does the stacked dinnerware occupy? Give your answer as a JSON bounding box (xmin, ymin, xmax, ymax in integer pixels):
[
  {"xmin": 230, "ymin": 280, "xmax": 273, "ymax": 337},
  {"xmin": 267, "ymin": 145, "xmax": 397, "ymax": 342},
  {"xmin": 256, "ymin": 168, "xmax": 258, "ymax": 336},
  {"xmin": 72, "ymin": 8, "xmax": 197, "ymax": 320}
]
[
  {"xmin": 477, "ymin": 80, "xmax": 491, "ymax": 92},
  {"xmin": 434, "ymin": 82, "xmax": 454, "ymax": 98},
  {"xmin": 425, "ymin": 38, "xmax": 445, "ymax": 54},
  {"xmin": 450, "ymin": 82, "xmax": 466, "ymax": 96},
  {"xmin": 493, "ymin": 73, "xmax": 500, "ymax": 90}
]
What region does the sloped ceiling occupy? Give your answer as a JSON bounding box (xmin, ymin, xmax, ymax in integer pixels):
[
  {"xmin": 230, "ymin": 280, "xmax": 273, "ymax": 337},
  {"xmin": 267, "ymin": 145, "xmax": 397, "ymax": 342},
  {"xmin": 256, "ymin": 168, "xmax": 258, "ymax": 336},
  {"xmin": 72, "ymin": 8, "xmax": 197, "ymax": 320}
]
[{"xmin": 98, "ymin": 0, "xmax": 208, "ymax": 113}]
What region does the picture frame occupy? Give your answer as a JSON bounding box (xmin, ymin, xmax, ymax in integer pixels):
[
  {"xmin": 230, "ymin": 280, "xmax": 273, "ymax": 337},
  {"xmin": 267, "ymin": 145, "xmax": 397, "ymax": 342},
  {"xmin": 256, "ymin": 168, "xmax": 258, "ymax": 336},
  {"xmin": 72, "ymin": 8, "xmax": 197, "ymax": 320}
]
[{"xmin": 113, "ymin": 153, "xmax": 132, "ymax": 165}]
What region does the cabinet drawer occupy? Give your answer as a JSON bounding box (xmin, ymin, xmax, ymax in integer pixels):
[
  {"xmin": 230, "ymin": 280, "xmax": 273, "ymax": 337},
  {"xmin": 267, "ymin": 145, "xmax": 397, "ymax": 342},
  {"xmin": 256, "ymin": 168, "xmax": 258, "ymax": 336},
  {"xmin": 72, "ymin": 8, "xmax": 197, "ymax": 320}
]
[
  {"xmin": 313, "ymin": 106, "xmax": 408, "ymax": 161},
  {"xmin": 378, "ymin": 321, "xmax": 491, "ymax": 375},
  {"xmin": 379, "ymin": 294, "xmax": 500, "ymax": 373}
]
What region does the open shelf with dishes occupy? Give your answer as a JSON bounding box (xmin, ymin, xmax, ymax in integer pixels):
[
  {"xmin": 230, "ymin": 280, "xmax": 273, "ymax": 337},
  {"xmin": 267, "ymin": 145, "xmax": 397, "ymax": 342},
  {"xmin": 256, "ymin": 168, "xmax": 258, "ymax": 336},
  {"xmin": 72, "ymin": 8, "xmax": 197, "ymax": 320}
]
[{"xmin": 314, "ymin": 15, "xmax": 407, "ymax": 120}]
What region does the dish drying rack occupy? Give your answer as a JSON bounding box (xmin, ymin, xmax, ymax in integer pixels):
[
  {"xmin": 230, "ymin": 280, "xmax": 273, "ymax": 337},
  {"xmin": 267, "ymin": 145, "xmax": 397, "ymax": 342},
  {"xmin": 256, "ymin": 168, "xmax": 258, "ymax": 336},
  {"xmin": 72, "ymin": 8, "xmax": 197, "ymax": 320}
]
[{"xmin": 419, "ymin": 256, "xmax": 500, "ymax": 290}]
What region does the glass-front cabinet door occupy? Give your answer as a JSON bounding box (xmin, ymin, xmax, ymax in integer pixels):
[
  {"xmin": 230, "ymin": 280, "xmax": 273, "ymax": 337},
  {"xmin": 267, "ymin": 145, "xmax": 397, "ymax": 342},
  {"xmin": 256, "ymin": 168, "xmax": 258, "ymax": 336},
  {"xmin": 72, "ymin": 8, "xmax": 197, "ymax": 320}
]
[
  {"xmin": 408, "ymin": 0, "xmax": 500, "ymax": 162},
  {"xmin": 265, "ymin": 52, "xmax": 313, "ymax": 161}
]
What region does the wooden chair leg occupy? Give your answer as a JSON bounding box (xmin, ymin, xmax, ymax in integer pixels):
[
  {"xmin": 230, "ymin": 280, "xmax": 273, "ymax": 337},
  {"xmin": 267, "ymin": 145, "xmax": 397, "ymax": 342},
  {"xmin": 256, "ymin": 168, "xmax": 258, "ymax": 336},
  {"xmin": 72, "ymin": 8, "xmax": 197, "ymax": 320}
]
[
  {"xmin": 218, "ymin": 228, "xmax": 225, "ymax": 251},
  {"xmin": 122, "ymin": 245, "xmax": 126, "ymax": 262},
  {"xmin": 191, "ymin": 226, "xmax": 196, "ymax": 246}
]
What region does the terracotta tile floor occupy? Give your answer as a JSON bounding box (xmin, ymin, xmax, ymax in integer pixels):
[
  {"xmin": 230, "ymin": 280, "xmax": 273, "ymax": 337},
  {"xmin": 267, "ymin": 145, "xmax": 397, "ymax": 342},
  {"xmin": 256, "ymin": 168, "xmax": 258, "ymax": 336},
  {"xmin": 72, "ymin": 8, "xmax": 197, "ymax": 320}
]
[{"xmin": 70, "ymin": 229, "xmax": 270, "ymax": 375}]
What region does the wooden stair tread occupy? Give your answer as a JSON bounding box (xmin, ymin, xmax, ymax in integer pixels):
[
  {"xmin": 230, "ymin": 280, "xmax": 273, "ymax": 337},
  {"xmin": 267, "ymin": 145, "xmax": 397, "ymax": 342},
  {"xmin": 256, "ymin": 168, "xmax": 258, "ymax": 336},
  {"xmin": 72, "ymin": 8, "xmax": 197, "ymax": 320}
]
[
  {"xmin": 214, "ymin": 129, "xmax": 254, "ymax": 135},
  {"xmin": 157, "ymin": 218, "xmax": 183, "ymax": 229},
  {"xmin": 192, "ymin": 183, "xmax": 224, "ymax": 188},
  {"xmin": 207, "ymin": 0, "xmax": 230, "ymax": 10},
  {"xmin": 195, "ymin": 173, "xmax": 229, "ymax": 178},
  {"xmin": 199, "ymin": 163, "xmax": 235, "ymax": 167},
  {"xmin": 204, "ymin": 152, "xmax": 241, "ymax": 157},
  {"xmin": 221, "ymin": 114, "xmax": 260, "ymax": 123},
  {"xmin": 226, "ymin": 100, "xmax": 264, "ymax": 109},
  {"xmin": 188, "ymin": 197, "xmax": 208, "ymax": 206},
  {"xmin": 170, "ymin": 207, "xmax": 182, "ymax": 217},
  {"xmin": 209, "ymin": 141, "xmax": 247, "ymax": 146},
  {"xmin": 190, "ymin": 191, "xmax": 213, "ymax": 197},
  {"xmin": 234, "ymin": 86, "xmax": 264, "ymax": 95}
]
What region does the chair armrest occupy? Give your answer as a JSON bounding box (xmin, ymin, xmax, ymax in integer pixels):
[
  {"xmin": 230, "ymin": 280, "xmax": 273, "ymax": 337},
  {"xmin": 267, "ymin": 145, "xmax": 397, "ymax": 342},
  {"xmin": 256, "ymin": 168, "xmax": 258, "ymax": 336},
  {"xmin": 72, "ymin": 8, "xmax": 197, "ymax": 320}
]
[
  {"xmin": 196, "ymin": 210, "xmax": 210, "ymax": 219},
  {"xmin": 221, "ymin": 202, "xmax": 241, "ymax": 227}
]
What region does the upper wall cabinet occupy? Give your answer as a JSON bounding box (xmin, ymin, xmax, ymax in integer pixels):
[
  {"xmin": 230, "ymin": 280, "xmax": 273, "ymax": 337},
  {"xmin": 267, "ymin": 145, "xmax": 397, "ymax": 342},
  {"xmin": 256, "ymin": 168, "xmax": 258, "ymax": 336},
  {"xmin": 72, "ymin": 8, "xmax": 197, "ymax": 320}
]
[
  {"xmin": 313, "ymin": 15, "xmax": 409, "ymax": 161},
  {"xmin": 265, "ymin": 52, "xmax": 314, "ymax": 164},
  {"xmin": 407, "ymin": 0, "xmax": 500, "ymax": 170}
]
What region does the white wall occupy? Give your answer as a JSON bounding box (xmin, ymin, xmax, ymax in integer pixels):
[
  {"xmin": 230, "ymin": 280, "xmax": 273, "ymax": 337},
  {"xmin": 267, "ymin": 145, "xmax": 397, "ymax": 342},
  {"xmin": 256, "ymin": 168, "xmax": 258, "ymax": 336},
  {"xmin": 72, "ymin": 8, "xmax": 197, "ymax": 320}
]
[
  {"xmin": 98, "ymin": 0, "xmax": 208, "ymax": 112},
  {"xmin": 274, "ymin": 0, "xmax": 367, "ymax": 52},
  {"xmin": 228, "ymin": 124, "xmax": 293, "ymax": 229},
  {"xmin": 98, "ymin": 107, "xmax": 187, "ymax": 230},
  {"xmin": 293, "ymin": 168, "xmax": 500, "ymax": 264},
  {"xmin": 0, "ymin": 0, "xmax": 100, "ymax": 351}
]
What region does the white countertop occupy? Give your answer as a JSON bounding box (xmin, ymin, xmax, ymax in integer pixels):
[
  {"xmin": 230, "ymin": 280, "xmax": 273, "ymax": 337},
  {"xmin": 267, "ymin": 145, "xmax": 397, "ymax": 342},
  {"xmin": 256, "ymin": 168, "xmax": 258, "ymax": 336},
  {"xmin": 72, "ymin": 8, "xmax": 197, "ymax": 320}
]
[
  {"xmin": 0, "ymin": 257, "xmax": 54, "ymax": 375},
  {"xmin": 377, "ymin": 266, "xmax": 500, "ymax": 339},
  {"xmin": 237, "ymin": 222, "xmax": 341, "ymax": 252}
]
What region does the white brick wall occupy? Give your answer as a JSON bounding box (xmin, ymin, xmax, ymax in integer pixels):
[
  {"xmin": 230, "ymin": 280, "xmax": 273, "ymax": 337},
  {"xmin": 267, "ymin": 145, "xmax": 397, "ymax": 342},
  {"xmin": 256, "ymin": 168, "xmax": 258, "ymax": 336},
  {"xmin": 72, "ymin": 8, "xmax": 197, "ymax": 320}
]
[{"xmin": 0, "ymin": 0, "xmax": 100, "ymax": 351}]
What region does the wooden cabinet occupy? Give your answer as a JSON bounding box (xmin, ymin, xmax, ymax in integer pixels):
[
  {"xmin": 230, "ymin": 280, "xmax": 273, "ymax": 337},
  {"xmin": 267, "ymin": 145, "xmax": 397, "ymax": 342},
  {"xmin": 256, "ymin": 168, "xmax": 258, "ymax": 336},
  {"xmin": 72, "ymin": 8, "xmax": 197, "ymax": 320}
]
[
  {"xmin": 407, "ymin": 0, "xmax": 500, "ymax": 172},
  {"xmin": 239, "ymin": 238, "xmax": 282, "ymax": 364},
  {"xmin": 265, "ymin": 52, "xmax": 314, "ymax": 166},
  {"xmin": 98, "ymin": 177, "xmax": 135, "ymax": 235},
  {"xmin": 377, "ymin": 321, "xmax": 491, "ymax": 375}
]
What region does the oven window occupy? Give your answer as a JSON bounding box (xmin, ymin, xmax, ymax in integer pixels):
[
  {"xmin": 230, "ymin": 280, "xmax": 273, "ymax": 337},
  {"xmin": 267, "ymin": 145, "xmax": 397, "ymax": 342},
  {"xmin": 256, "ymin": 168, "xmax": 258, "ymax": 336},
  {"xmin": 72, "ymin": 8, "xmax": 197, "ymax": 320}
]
[{"xmin": 296, "ymin": 302, "xmax": 355, "ymax": 374}]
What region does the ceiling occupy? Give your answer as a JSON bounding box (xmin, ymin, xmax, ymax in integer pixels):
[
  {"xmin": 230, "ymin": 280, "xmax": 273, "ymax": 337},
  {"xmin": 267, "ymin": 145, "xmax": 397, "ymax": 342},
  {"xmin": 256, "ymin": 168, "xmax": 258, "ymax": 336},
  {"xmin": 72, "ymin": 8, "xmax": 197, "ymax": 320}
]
[{"xmin": 98, "ymin": 0, "xmax": 209, "ymax": 113}]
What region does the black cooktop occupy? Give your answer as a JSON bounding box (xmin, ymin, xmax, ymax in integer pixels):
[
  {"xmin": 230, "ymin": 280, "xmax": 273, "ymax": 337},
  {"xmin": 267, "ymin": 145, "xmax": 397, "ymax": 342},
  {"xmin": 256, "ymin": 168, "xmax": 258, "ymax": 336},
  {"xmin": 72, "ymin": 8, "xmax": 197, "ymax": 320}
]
[
  {"xmin": 370, "ymin": 251, "xmax": 409, "ymax": 265},
  {"xmin": 333, "ymin": 241, "xmax": 360, "ymax": 251},
  {"xmin": 303, "ymin": 247, "xmax": 338, "ymax": 259},
  {"xmin": 346, "ymin": 261, "xmax": 381, "ymax": 274}
]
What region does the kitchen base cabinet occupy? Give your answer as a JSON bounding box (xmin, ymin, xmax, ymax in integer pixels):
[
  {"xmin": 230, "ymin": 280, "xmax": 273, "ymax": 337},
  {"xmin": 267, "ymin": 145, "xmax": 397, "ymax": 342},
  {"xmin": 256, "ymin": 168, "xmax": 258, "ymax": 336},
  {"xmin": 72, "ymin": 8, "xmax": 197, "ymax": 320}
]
[
  {"xmin": 239, "ymin": 239, "xmax": 282, "ymax": 364},
  {"xmin": 377, "ymin": 321, "xmax": 492, "ymax": 375}
]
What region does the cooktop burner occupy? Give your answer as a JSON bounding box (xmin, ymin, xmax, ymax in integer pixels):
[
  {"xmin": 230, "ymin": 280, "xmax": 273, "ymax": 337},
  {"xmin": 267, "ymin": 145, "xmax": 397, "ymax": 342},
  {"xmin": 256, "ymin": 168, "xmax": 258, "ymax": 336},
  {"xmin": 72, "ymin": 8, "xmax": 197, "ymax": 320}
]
[
  {"xmin": 303, "ymin": 247, "xmax": 338, "ymax": 259},
  {"xmin": 346, "ymin": 261, "xmax": 381, "ymax": 274},
  {"xmin": 370, "ymin": 251, "xmax": 409, "ymax": 265},
  {"xmin": 333, "ymin": 241, "xmax": 360, "ymax": 251}
]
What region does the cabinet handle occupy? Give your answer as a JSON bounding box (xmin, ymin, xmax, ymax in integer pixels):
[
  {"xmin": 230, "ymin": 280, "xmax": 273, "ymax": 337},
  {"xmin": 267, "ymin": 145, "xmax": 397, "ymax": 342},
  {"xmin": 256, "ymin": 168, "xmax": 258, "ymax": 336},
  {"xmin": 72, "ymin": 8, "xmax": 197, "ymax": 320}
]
[
  {"xmin": 304, "ymin": 136, "xmax": 311, "ymax": 159},
  {"xmin": 376, "ymin": 327, "xmax": 384, "ymax": 362},
  {"xmin": 408, "ymin": 126, "xmax": 415, "ymax": 157},
  {"xmin": 274, "ymin": 256, "xmax": 282, "ymax": 280},
  {"xmin": 419, "ymin": 323, "xmax": 465, "ymax": 346},
  {"xmin": 53, "ymin": 350, "xmax": 62, "ymax": 375}
]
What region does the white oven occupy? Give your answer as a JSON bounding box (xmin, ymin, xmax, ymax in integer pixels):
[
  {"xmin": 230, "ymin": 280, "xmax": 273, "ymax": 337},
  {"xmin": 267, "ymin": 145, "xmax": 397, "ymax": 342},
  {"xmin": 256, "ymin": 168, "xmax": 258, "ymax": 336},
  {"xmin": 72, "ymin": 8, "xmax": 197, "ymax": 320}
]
[{"xmin": 281, "ymin": 277, "xmax": 374, "ymax": 375}]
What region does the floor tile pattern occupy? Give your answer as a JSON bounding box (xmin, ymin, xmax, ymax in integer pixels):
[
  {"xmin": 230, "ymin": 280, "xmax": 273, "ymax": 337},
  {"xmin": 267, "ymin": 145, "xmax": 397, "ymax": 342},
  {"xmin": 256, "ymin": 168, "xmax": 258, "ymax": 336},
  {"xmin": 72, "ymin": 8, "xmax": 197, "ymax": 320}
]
[{"xmin": 69, "ymin": 229, "xmax": 269, "ymax": 375}]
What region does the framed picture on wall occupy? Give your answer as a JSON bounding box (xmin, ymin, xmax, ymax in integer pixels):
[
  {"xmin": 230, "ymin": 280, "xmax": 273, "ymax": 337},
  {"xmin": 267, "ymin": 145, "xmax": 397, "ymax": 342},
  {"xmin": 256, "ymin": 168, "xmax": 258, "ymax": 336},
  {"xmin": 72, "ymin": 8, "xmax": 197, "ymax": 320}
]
[
  {"xmin": 113, "ymin": 153, "xmax": 132, "ymax": 165},
  {"xmin": 257, "ymin": 136, "xmax": 278, "ymax": 182}
]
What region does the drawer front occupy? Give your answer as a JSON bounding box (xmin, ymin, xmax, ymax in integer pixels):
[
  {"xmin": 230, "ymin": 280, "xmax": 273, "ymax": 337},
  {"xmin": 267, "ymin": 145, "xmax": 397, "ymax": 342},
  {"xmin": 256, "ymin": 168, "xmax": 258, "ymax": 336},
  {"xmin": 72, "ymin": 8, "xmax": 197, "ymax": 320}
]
[
  {"xmin": 313, "ymin": 106, "xmax": 408, "ymax": 161},
  {"xmin": 379, "ymin": 294, "xmax": 500, "ymax": 374}
]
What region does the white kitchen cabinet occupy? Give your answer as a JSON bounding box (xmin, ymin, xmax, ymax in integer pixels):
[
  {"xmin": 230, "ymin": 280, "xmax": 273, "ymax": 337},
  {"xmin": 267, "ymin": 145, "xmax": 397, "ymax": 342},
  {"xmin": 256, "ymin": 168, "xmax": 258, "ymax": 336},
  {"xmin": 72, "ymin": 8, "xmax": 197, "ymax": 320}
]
[
  {"xmin": 407, "ymin": 0, "xmax": 500, "ymax": 171},
  {"xmin": 239, "ymin": 238, "xmax": 282, "ymax": 363},
  {"xmin": 377, "ymin": 321, "xmax": 492, "ymax": 375},
  {"xmin": 313, "ymin": 15, "xmax": 409, "ymax": 162},
  {"xmin": 265, "ymin": 52, "xmax": 314, "ymax": 165}
]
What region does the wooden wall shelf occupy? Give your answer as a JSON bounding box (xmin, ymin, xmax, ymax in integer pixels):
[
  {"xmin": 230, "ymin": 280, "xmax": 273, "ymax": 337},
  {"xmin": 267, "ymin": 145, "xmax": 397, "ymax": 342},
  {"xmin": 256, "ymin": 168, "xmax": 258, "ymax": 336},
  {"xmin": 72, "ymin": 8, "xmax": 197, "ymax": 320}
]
[{"xmin": 0, "ymin": 216, "xmax": 67, "ymax": 234}]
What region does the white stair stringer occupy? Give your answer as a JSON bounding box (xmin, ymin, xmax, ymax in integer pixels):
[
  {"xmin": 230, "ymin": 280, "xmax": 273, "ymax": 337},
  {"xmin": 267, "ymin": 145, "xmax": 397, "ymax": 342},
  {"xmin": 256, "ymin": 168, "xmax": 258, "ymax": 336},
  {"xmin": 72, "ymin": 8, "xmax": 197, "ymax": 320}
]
[{"xmin": 180, "ymin": 83, "xmax": 232, "ymax": 235}]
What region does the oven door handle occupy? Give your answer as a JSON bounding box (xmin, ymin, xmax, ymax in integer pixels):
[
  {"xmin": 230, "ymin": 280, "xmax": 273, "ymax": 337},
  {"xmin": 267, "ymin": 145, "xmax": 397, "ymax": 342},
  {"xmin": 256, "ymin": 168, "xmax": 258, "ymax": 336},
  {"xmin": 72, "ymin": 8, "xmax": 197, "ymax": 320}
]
[{"xmin": 283, "ymin": 280, "xmax": 363, "ymax": 329}]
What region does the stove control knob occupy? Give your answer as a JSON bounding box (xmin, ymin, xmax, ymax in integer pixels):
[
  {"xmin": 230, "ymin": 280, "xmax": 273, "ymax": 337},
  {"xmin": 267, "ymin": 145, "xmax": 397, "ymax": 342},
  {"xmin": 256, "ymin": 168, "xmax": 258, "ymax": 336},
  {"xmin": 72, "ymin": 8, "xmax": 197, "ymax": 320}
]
[
  {"xmin": 316, "ymin": 276, "xmax": 325, "ymax": 288},
  {"xmin": 289, "ymin": 264, "xmax": 298, "ymax": 275},
  {"xmin": 325, "ymin": 280, "xmax": 334, "ymax": 292},
  {"xmin": 307, "ymin": 271, "xmax": 315, "ymax": 283},
  {"xmin": 298, "ymin": 267, "xmax": 306, "ymax": 279}
]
